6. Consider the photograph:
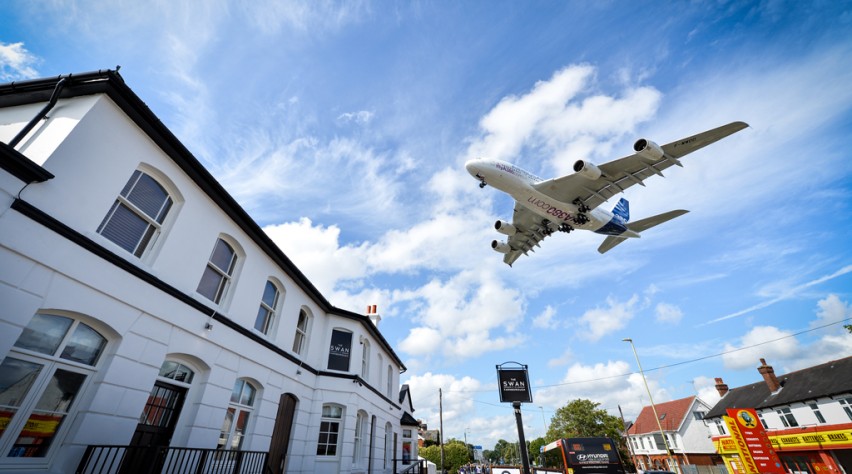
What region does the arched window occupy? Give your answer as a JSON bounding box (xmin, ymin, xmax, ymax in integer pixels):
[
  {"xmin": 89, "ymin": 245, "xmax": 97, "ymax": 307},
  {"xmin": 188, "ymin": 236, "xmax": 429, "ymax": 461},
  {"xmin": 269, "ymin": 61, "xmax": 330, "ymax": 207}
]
[
  {"xmin": 292, "ymin": 308, "xmax": 311, "ymax": 356},
  {"xmin": 0, "ymin": 313, "xmax": 107, "ymax": 458},
  {"xmin": 360, "ymin": 339, "xmax": 370, "ymax": 380},
  {"xmin": 197, "ymin": 238, "xmax": 237, "ymax": 304},
  {"xmin": 97, "ymin": 169, "xmax": 174, "ymax": 258},
  {"xmin": 384, "ymin": 422, "xmax": 393, "ymax": 469},
  {"xmin": 317, "ymin": 404, "xmax": 344, "ymax": 456},
  {"xmin": 254, "ymin": 280, "xmax": 282, "ymax": 335},
  {"xmin": 353, "ymin": 410, "xmax": 368, "ymax": 465},
  {"xmin": 218, "ymin": 379, "xmax": 257, "ymax": 450},
  {"xmin": 386, "ymin": 365, "xmax": 393, "ymax": 398}
]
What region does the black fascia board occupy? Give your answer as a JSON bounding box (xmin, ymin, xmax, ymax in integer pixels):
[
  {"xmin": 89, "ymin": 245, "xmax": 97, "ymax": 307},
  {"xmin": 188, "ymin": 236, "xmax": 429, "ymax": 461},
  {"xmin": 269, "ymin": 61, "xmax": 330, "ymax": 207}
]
[
  {"xmin": 0, "ymin": 71, "xmax": 407, "ymax": 370},
  {"xmin": 0, "ymin": 142, "xmax": 54, "ymax": 183}
]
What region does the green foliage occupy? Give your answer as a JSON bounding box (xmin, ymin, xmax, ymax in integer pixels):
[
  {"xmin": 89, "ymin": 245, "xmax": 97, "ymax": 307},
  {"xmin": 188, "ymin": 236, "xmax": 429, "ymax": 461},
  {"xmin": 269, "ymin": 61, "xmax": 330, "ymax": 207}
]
[
  {"xmin": 419, "ymin": 439, "xmax": 472, "ymax": 473},
  {"xmin": 544, "ymin": 399, "xmax": 633, "ymax": 471},
  {"xmin": 419, "ymin": 445, "xmax": 441, "ymax": 467}
]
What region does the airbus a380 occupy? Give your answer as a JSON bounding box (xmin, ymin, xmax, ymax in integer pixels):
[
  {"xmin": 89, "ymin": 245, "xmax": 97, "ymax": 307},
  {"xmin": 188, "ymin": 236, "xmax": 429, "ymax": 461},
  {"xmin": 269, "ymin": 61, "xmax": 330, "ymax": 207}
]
[{"xmin": 465, "ymin": 121, "xmax": 748, "ymax": 266}]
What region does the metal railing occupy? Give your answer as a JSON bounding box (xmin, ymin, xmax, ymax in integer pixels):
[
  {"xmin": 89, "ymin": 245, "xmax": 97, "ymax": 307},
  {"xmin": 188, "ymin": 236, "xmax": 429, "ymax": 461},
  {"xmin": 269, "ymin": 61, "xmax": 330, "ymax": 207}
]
[
  {"xmin": 75, "ymin": 445, "xmax": 271, "ymax": 474},
  {"xmin": 395, "ymin": 458, "xmax": 427, "ymax": 474}
]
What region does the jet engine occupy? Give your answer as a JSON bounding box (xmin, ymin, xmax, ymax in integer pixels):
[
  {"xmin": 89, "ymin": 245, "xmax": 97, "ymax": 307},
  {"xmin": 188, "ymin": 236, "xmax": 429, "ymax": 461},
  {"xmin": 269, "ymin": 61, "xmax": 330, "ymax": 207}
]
[
  {"xmin": 633, "ymin": 138, "xmax": 665, "ymax": 161},
  {"xmin": 573, "ymin": 159, "xmax": 602, "ymax": 180},
  {"xmin": 494, "ymin": 220, "xmax": 517, "ymax": 236},
  {"xmin": 491, "ymin": 240, "xmax": 512, "ymax": 254}
]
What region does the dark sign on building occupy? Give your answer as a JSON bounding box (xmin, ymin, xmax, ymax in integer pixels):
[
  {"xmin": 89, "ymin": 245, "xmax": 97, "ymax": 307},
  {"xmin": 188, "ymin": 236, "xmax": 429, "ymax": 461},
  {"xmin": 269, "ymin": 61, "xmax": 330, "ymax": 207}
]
[
  {"xmin": 327, "ymin": 329, "xmax": 352, "ymax": 371},
  {"xmin": 497, "ymin": 365, "xmax": 532, "ymax": 403}
]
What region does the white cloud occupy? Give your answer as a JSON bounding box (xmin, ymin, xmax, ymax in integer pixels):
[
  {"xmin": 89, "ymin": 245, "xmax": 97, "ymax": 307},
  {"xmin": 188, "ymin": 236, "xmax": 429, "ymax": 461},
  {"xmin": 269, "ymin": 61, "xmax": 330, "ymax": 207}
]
[
  {"xmin": 0, "ymin": 42, "xmax": 39, "ymax": 80},
  {"xmin": 655, "ymin": 302, "xmax": 683, "ymax": 324},
  {"xmin": 721, "ymin": 326, "xmax": 800, "ymax": 370},
  {"xmin": 576, "ymin": 295, "xmax": 640, "ymax": 342},
  {"xmin": 811, "ymin": 294, "xmax": 851, "ymax": 327},
  {"xmin": 547, "ymin": 349, "xmax": 574, "ymax": 368},
  {"xmin": 337, "ymin": 110, "xmax": 374, "ymax": 125},
  {"xmin": 533, "ymin": 305, "xmax": 558, "ymax": 329}
]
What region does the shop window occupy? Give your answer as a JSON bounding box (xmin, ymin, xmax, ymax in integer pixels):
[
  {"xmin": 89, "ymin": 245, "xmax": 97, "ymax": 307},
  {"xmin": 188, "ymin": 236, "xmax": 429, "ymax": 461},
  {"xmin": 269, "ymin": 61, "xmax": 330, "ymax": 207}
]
[
  {"xmin": 317, "ymin": 404, "xmax": 343, "ymax": 456},
  {"xmin": 97, "ymin": 170, "xmax": 174, "ymax": 258},
  {"xmin": 217, "ymin": 379, "xmax": 257, "ymax": 450},
  {"xmin": 0, "ymin": 314, "xmax": 106, "ymax": 458}
]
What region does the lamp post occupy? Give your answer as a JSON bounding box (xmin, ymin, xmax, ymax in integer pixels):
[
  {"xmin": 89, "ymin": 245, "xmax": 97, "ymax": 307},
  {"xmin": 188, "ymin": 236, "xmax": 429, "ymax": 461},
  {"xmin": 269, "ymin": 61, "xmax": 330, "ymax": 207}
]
[{"xmin": 623, "ymin": 338, "xmax": 679, "ymax": 474}]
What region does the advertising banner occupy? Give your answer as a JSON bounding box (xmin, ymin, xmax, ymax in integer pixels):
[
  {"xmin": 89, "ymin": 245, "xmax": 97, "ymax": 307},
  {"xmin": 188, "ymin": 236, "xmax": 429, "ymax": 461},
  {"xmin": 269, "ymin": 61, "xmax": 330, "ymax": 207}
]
[
  {"xmin": 724, "ymin": 415, "xmax": 759, "ymax": 474},
  {"xmin": 725, "ymin": 408, "xmax": 785, "ymax": 474},
  {"xmin": 327, "ymin": 329, "xmax": 352, "ymax": 371},
  {"xmin": 497, "ymin": 368, "xmax": 532, "ymax": 403}
]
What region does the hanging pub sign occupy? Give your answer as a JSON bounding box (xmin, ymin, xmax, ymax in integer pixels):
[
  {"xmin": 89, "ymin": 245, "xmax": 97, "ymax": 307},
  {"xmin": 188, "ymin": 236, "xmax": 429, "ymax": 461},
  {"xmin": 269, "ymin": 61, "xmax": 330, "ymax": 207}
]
[
  {"xmin": 496, "ymin": 363, "xmax": 532, "ymax": 403},
  {"xmin": 327, "ymin": 329, "xmax": 352, "ymax": 371}
]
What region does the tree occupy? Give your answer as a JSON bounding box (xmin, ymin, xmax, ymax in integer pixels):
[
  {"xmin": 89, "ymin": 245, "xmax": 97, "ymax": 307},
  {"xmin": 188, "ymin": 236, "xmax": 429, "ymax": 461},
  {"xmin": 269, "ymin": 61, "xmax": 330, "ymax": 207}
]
[
  {"xmin": 546, "ymin": 399, "xmax": 632, "ymax": 471},
  {"xmin": 443, "ymin": 439, "xmax": 470, "ymax": 472},
  {"xmin": 419, "ymin": 445, "xmax": 441, "ymax": 469},
  {"xmin": 528, "ymin": 437, "xmax": 547, "ymax": 466}
]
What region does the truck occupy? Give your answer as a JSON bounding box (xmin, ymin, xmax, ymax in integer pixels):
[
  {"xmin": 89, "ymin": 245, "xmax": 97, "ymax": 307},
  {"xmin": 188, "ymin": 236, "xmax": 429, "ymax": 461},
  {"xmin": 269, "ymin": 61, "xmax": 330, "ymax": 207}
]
[{"xmin": 540, "ymin": 437, "xmax": 626, "ymax": 474}]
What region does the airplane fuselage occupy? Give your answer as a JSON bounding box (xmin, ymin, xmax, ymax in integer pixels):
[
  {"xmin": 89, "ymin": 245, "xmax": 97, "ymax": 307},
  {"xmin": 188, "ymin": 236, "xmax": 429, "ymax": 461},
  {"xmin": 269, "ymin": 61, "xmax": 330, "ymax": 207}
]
[{"xmin": 465, "ymin": 158, "xmax": 635, "ymax": 236}]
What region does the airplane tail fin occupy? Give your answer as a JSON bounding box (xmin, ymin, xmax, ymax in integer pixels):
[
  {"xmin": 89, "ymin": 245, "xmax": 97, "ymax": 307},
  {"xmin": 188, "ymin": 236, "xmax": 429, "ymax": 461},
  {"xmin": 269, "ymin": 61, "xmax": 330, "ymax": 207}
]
[
  {"xmin": 612, "ymin": 198, "xmax": 630, "ymax": 222},
  {"xmin": 597, "ymin": 209, "xmax": 689, "ymax": 254}
]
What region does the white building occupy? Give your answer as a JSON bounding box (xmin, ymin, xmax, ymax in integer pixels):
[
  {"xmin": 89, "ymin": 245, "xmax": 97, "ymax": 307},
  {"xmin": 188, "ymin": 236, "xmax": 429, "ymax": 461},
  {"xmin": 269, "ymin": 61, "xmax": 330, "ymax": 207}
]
[
  {"xmin": 626, "ymin": 395, "xmax": 720, "ymax": 473},
  {"xmin": 0, "ymin": 70, "xmax": 418, "ymax": 473}
]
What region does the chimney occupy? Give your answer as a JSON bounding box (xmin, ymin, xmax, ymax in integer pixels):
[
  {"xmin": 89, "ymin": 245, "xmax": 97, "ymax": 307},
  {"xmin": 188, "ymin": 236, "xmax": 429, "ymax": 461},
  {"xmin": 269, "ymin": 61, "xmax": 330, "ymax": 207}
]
[
  {"xmin": 714, "ymin": 377, "xmax": 729, "ymax": 397},
  {"xmin": 367, "ymin": 304, "xmax": 381, "ymax": 327},
  {"xmin": 758, "ymin": 358, "xmax": 781, "ymax": 392}
]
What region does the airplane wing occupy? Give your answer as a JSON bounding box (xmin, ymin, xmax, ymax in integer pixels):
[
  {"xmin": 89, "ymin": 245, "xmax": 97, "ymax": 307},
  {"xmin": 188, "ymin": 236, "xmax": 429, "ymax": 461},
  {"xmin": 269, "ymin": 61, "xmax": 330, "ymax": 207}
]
[
  {"xmin": 500, "ymin": 202, "xmax": 554, "ymax": 266},
  {"xmin": 533, "ymin": 121, "xmax": 748, "ymax": 210}
]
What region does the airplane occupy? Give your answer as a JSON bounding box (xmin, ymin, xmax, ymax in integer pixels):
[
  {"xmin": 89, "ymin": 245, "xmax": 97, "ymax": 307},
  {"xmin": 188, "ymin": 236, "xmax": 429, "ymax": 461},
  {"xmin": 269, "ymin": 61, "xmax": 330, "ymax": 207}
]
[{"xmin": 464, "ymin": 121, "xmax": 748, "ymax": 266}]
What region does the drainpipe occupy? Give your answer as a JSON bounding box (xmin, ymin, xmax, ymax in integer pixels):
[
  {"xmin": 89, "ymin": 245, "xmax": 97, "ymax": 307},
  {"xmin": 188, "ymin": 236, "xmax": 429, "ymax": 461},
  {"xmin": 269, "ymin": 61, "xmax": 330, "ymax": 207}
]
[{"xmin": 8, "ymin": 77, "xmax": 68, "ymax": 148}]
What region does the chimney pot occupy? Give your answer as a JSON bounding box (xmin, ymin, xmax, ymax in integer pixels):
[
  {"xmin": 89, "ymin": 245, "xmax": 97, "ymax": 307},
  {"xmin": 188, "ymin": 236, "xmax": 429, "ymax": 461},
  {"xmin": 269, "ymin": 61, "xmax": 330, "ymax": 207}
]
[
  {"xmin": 758, "ymin": 358, "xmax": 781, "ymax": 392},
  {"xmin": 714, "ymin": 377, "xmax": 729, "ymax": 397}
]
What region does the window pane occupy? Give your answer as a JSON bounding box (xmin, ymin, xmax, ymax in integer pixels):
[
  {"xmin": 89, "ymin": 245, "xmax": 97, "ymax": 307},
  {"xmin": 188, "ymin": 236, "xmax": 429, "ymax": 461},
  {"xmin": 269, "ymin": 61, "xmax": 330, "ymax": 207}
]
[
  {"xmin": 255, "ymin": 307, "xmax": 272, "ymax": 334},
  {"xmin": 14, "ymin": 314, "xmax": 73, "ymax": 356},
  {"xmin": 230, "ymin": 381, "xmax": 244, "ymax": 404},
  {"xmin": 262, "ymin": 281, "xmax": 278, "ymax": 307},
  {"xmin": 125, "ymin": 173, "xmax": 169, "ymax": 220},
  {"xmin": 231, "ymin": 410, "xmax": 249, "ymax": 450},
  {"xmin": 98, "ymin": 202, "xmax": 150, "ymax": 253},
  {"xmin": 60, "ymin": 323, "xmax": 106, "ymax": 366},
  {"xmin": 218, "ymin": 407, "xmax": 235, "ymax": 449},
  {"xmin": 240, "ymin": 383, "xmax": 255, "ymax": 406},
  {"xmin": 0, "ymin": 358, "xmax": 43, "ymax": 438},
  {"xmin": 9, "ymin": 369, "xmax": 86, "ymax": 457},
  {"xmin": 197, "ymin": 265, "xmax": 225, "ymax": 302},
  {"xmin": 210, "ymin": 240, "xmax": 235, "ymax": 273}
]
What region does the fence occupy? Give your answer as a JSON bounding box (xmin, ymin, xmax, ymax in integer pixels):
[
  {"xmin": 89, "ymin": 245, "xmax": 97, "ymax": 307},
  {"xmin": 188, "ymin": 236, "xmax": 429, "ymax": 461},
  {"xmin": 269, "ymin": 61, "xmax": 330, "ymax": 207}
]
[{"xmin": 75, "ymin": 445, "xmax": 270, "ymax": 474}]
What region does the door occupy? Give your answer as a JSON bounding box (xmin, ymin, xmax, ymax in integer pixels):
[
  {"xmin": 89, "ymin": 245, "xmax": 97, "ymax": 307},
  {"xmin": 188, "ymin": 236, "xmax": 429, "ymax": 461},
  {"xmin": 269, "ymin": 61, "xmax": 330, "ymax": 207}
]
[
  {"xmin": 121, "ymin": 381, "xmax": 187, "ymax": 473},
  {"xmin": 267, "ymin": 393, "xmax": 298, "ymax": 474}
]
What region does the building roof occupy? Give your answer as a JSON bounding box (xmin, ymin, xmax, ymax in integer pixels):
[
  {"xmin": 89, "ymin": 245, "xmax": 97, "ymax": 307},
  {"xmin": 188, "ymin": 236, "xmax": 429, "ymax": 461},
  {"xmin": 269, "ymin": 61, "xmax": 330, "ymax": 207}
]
[
  {"xmin": 0, "ymin": 70, "xmax": 406, "ymax": 371},
  {"xmin": 628, "ymin": 396, "xmax": 696, "ymax": 435},
  {"xmin": 705, "ymin": 356, "xmax": 852, "ymax": 419}
]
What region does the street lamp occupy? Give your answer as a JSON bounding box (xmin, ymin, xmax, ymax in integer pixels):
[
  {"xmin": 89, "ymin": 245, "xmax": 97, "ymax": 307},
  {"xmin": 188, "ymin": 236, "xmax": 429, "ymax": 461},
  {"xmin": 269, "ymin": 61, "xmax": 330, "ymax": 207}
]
[{"xmin": 623, "ymin": 338, "xmax": 679, "ymax": 474}]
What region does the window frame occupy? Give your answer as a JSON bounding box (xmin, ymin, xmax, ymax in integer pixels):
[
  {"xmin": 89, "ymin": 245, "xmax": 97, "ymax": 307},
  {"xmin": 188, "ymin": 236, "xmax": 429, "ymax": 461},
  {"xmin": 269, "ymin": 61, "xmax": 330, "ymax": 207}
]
[
  {"xmin": 96, "ymin": 168, "xmax": 178, "ymax": 259},
  {"xmin": 196, "ymin": 237, "xmax": 240, "ymax": 305},
  {"xmin": 386, "ymin": 365, "xmax": 393, "ymax": 398},
  {"xmin": 217, "ymin": 379, "xmax": 258, "ymax": 451},
  {"xmin": 839, "ymin": 397, "xmax": 852, "ymax": 421},
  {"xmin": 808, "ymin": 402, "xmax": 826, "ymax": 424},
  {"xmin": 317, "ymin": 404, "xmax": 344, "ymax": 458},
  {"xmin": 292, "ymin": 308, "xmax": 312, "ymax": 356},
  {"xmin": 254, "ymin": 280, "xmax": 282, "ymax": 336},
  {"xmin": 777, "ymin": 407, "xmax": 798, "ymax": 428},
  {"xmin": 0, "ymin": 314, "xmax": 109, "ymax": 465},
  {"xmin": 360, "ymin": 339, "xmax": 370, "ymax": 380},
  {"xmin": 353, "ymin": 410, "xmax": 368, "ymax": 465}
]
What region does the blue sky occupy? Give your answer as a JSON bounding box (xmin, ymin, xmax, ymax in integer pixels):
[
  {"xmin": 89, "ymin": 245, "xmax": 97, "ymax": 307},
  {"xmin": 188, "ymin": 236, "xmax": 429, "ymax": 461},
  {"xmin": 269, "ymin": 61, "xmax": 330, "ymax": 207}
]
[{"xmin": 3, "ymin": 0, "xmax": 852, "ymax": 449}]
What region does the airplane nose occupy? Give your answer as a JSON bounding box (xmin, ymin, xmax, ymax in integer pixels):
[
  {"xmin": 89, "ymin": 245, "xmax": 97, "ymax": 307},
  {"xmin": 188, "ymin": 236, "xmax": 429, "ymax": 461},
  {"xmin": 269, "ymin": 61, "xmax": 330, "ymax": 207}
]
[{"xmin": 464, "ymin": 159, "xmax": 480, "ymax": 177}]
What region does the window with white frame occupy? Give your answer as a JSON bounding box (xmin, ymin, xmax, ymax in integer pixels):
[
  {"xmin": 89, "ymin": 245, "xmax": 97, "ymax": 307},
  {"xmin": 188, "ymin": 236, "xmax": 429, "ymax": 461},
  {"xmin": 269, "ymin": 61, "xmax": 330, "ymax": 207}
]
[
  {"xmin": 692, "ymin": 411, "xmax": 705, "ymax": 420},
  {"xmin": 384, "ymin": 422, "xmax": 392, "ymax": 469},
  {"xmin": 758, "ymin": 412, "xmax": 768, "ymax": 429},
  {"xmin": 254, "ymin": 280, "xmax": 281, "ymax": 335},
  {"xmin": 402, "ymin": 429, "xmax": 412, "ymax": 464},
  {"xmin": 353, "ymin": 410, "xmax": 368, "ymax": 465},
  {"xmin": 777, "ymin": 407, "xmax": 798, "ymax": 427},
  {"xmin": 97, "ymin": 170, "xmax": 174, "ymax": 258},
  {"xmin": 386, "ymin": 365, "xmax": 393, "ymax": 398},
  {"xmin": 839, "ymin": 397, "xmax": 852, "ymax": 421},
  {"xmin": 0, "ymin": 313, "xmax": 107, "ymax": 458},
  {"xmin": 361, "ymin": 340, "xmax": 370, "ymax": 380},
  {"xmin": 808, "ymin": 403, "xmax": 826, "ymax": 424},
  {"xmin": 217, "ymin": 379, "xmax": 257, "ymax": 450},
  {"xmin": 292, "ymin": 309, "xmax": 311, "ymax": 356},
  {"xmin": 197, "ymin": 238, "xmax": 237, "ymax": 304},
  {"xmin": 377, "ymin": 354, "xmax": 384, "ymax": 388},
  {"xmin": 715, "ymin": 419, "xmax": 726, "ymax": 435},
  {"xmin": 317, "ymin": 404, "xmax": 343, "ymax": 456}
]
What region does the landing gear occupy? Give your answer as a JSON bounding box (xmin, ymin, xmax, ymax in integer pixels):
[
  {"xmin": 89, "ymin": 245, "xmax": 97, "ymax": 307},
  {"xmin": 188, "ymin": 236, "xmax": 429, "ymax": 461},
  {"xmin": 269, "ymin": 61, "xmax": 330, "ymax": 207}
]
[
  {"xmin": 573, "ymin": 198, "xmax": 591, "ymax": 213},
  {"xmin": 572, "ymin": 214, "xmax": 590, "ymax": 225},
  {"xmin": 540, "ymin": 220, "xmax": 555, "ymax": 236},
  {"xmin": 558, "ymin": 223, "xmax": 574, "ymax": 233},
  {"xmin": 475, "ymin": 173, "xmax": 487, "ymax": 188},
  {"xmin": 478, "ymin": 181, "xmax": 487, "ymax": 188}
]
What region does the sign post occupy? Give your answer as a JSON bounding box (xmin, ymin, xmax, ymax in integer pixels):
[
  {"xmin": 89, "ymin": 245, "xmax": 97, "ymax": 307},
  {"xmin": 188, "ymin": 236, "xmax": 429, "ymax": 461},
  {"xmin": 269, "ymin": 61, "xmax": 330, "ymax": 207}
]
[{"xmin": 497, "ymin": 362, "xmax": 532, "ymax": 474}]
